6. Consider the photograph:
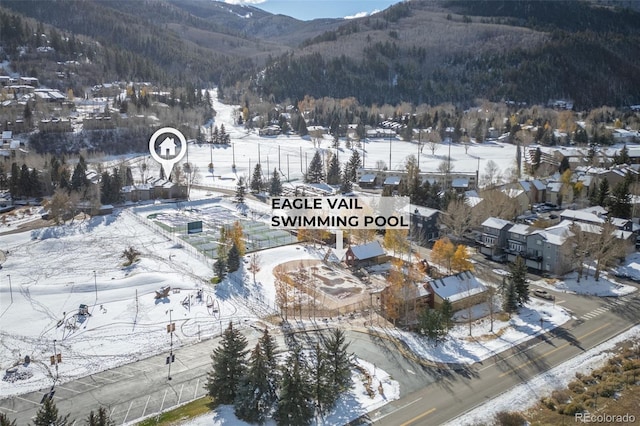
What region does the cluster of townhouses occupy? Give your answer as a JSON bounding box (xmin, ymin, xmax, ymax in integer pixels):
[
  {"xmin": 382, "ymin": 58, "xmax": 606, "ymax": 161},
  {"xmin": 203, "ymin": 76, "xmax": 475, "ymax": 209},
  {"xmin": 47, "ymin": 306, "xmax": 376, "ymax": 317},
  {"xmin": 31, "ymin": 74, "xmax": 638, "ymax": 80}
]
[{"xmin": 479, "ymin": 208, "xmax": 637, "ymax": 275}]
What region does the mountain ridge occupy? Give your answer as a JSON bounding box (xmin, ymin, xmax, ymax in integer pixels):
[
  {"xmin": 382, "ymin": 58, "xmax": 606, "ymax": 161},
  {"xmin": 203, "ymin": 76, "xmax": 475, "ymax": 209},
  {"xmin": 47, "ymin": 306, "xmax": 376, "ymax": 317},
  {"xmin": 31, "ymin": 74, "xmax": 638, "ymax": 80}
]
[{"xmin": 1, "ymin": 0, "xmax": 639, "ymax": 108}]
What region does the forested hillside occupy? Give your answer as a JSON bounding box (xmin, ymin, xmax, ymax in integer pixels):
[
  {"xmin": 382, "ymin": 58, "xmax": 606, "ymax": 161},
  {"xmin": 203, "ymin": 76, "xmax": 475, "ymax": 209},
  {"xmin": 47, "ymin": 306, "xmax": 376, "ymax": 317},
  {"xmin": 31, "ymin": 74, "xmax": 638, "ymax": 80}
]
[
  {"xmin": 1, "ymin": 0, "xmax": 640, "ymax": 108},
  {"xmin": 256, "ymin": 1, "xmax": 640, "ymax": 108}
]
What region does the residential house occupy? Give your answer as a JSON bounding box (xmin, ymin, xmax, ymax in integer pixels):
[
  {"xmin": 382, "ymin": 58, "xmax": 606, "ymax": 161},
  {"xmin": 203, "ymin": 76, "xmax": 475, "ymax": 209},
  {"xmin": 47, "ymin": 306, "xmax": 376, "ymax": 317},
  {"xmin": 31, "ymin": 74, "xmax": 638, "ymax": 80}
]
[
  {"xmin": 358, "ymin": 173, "xmax": 377, "ymax": 189},
  {"xmin": 343, "ymin": 241, "xmax": 388, "ymax": 267},
  {"xmin": 479, "ymin": 217, "xmax": 513, "ymax": 261},
  {"xmin": 425, "ymin": 271, "xmax": 487, "ymax": 311},
  {"xmin": 403, "ymin": 204, "xmax": 440, "ymax": 246}
]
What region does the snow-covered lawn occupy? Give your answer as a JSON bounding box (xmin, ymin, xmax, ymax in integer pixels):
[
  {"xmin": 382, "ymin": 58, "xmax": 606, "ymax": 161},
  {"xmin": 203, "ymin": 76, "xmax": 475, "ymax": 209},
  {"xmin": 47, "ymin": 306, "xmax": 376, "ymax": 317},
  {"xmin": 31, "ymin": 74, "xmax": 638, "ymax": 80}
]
[
  {"xmin": 181, "ymin": 359, "xmax": 399, "ymax": 426},
  {"xmin": 533, "ymin": 272, "xmax": 637, "ymax": 297},
  {"xmin": 386, "ymin": 298, "xmax": 571, "ymax": 365}
]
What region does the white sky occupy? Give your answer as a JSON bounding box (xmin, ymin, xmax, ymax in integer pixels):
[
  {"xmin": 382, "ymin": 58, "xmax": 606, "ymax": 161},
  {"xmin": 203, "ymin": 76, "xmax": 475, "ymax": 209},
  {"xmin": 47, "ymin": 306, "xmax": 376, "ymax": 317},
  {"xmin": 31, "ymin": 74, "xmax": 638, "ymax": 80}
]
[{"xmin": 222, "ymin": 0, "xmax": 404, "ymax": 21}]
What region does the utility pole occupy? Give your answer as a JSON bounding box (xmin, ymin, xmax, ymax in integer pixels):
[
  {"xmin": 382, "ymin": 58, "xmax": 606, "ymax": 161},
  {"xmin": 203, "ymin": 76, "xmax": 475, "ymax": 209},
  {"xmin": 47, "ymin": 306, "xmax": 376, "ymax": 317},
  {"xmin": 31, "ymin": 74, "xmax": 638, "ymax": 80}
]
[
  {"xmin": 6, "ymin": 274, "xmax": 12, "ymax": 304},
  {"xmin": 389, "ymin": 131, "xmax": 392, "ymax": 171},
  {"xmin": 166, "ymin": 309, "xmax": 175, "ymax": 380},
  {"xmin": 232, "ymin": 143, "xmax": 236, "ymax": 169},
  {"xmin": 93, "ymin": 270, "xmax": 97, "ymax": 302},
  {"xmin": 51, "ymin": 339, "xmax": 60, "ymax": 382}
]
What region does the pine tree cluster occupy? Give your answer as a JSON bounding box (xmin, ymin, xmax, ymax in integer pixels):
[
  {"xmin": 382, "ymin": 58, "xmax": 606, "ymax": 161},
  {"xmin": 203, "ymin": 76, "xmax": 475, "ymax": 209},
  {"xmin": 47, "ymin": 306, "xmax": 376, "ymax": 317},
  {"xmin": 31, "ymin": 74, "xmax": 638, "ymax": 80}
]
[{"xmin": 206, "ymin": 325, "xmax": 353, "ymax": 425}]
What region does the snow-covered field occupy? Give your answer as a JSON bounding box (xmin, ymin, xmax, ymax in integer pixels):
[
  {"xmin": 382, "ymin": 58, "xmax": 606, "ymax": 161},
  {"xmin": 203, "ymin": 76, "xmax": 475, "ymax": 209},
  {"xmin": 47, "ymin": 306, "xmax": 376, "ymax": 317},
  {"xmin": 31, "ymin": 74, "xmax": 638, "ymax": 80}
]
[
  {"xmin": 139, "ymin": 88, "xmax": 520, "ymax": 193},
  {"xmin": 534, "ymin": 272, "xmax": 637, "ymax": 297},
  {"xmin": 389, "ymin": 298, "xmax": 572, "ymax": 365}
]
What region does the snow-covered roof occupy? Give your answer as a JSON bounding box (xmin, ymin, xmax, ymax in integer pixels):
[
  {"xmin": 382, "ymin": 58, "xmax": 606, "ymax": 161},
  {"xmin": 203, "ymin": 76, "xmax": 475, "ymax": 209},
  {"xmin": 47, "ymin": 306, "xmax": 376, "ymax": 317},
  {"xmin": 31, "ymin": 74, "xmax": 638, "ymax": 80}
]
[
  {"xmin": 451, "ymin": 178, "xmax": 469, "ymax": 188},
  {"xmin": 359, "ymin": 174, "xmax": 376, "ymax": 184},
  {"xmin": 532, "ymin": 180, "xmax": 546, "ymax": 191},
  {"xmin": 383, "ymin": 176, "xmax": 401, "ymax": 185},
  {"xmin": 547, "ymin": 182, "xmax": 563, "ymax": 193},
  {"xmin": 481, "ymin": 217, "xmax": 513, "ymax": 230},
  {"xmin": 518, "ymin": 180, "xmax": 531, "ymax": 192},
  {"xmin": 464, "ymin": 190, "xmax": 483, "ymax": 207},
  {"xmin": 502, "ymin": 188, "xmax": 525, "ymax": 199},
  {"xmin": 1, "ymin": 131, "xmax": 11, "ymax": 140},
  {"xmin": 509, "ymin": 224, "xmax": 531, "ymax": 236},
  {"xmin": 403, "ymin": 204, "xmax": 439, "ymax": 218},
  {"xmin": 348, "ymin": 241, "xmax": 385, "ymax": 260},
  {"xmin": 578, "ymin": 206, "xmax": 607, "ymax": 216},
  {"xmin": 559, "ymin": 209, "xmax": 604, "ymax": 224},
  {"xmin": 429, "ymin": 271, "xmax": 486, "ymax": 303}
]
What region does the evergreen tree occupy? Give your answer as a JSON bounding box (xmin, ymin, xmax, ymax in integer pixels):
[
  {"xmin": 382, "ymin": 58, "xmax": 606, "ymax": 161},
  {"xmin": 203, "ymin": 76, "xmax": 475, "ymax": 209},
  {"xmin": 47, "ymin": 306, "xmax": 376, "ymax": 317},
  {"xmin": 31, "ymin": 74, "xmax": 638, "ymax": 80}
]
[
  {"xmin": 502, "ymin": 280, "xmax": 518, "ymax": 314},
  {"xmin": 339, "ymin": 168, "xmax": 353, "ymax": 194},
  {"xmin": 418, "ymin": 308, "xmax": 447, "ymax": 343},
  {"xmin": 594, "ymin": 177, "xmax": 610, "ymax": 206},
  {"xmin": 326, "ymin": 152, "xmax": 341, "ymax": 185},
  {"xmin": 609, "ymin": 179, "xmax": 632, "ymax": 219},
  {"xmin": 234, "ymin": 336, "xmax": 279, "ymax": 424},
  {"xmin": 85, "ymin": 407, "xmax": 114, "ymax": 426},
  {"xmin": 227, "ymin": 243, "xmax": 240, "ymax": 272},
  {"xmin": 269, "ymin": 168, "xmax": 282, "ymax": 196},
  {"xmin": 305, "ymin": 150, "xmax": 325, "ymax": 183},
  {"xmin": 440, "ymin": 298, "xmax": 454, "ymax": 331},
  {"xmin": 29, "ymin": 168, "xmax": 40, "ymax": 197},
  {"xmin": 9, "ymin": 162, "xmax": 19, "ymax": 197},
  {"xmin": 509, "ymin": 256, "xmax": 529, "ymax": 307},
  {"xmin": 206, "ymin": 322, "xmax": 249, "ymax": 405},
  {"xmin": 276, "ymin": 348, "xmax": 314, "ymax": 426},
  {"xmin": 32, "ymin": 397, "xmax": 71, "ymax": 426},
  {"xmin": 19, "ymin": 164, "xmax": 31, "ymax": 197},
  {"xmin": 309, "ymin": 342, "xmax": 331, "ymax": 416},
  {"xmin": 124, "ymin": 166, "xmax": 134, "ymax": 186},
  {"xmin": 558, "ymin": 156, "xmax": 570, "ymax": 174},
  {"xmin": 322, "ymin": 328, "xmax": 352, "ymax": 409},
  {"xmin": 250, "ymin": 163, "xmax": 264, "ymax": 193},
  {"xmin": 100, "ymin": 171, "xmax": 112, "ymax": 204},
  {"xmin": 110, "ymin": 168, "xmax": 122, "ymax": 203},
  {"xmin": 344, "ymin": 150, "xmax": 362, "ymax": 184},
  {"xmin": 0, "ymin": 413, "xmax": 16, "ymax": 426},
  {"xmin": 258, "ymin": 329, "xmax": 279, "ymax": 404},
  {"xmin": 235, "ymin": 177, "xmax": 246, "ymax": 204},
  {"xmin": 214, "ymin": 257, "xmax": 227, "ymax": 278},
  {"xmin": 70, "ymin": 156, "xmax": 88, "ymax": 194}
]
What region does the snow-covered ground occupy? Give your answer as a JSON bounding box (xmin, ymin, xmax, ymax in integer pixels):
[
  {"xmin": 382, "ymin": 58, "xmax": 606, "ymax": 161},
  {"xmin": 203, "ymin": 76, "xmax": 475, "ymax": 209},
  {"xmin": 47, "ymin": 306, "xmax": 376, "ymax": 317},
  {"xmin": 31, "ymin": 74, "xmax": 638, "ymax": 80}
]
[
  {"xmin": 388, "ymin": 298, "xmax": 571, "ymax": 365},
  {"xmin": 534, "ymin": 272, "xmax": 637, "ymax": 297},
  {"xmin": 138, "ymin": 88, "xmax": 520, "ymax": 193}
]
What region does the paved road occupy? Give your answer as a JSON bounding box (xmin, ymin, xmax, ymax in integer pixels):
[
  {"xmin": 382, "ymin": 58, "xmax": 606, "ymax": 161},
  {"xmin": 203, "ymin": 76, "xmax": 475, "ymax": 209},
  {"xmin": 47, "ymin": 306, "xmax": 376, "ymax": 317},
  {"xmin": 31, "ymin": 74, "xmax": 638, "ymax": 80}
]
[
  {"xmin": 369, "ymin": 290, "xmax": 640, "ymax": 426},
  {"xmin": 0, "ymin": 320, "xmax": 435, "ymax": 425}
]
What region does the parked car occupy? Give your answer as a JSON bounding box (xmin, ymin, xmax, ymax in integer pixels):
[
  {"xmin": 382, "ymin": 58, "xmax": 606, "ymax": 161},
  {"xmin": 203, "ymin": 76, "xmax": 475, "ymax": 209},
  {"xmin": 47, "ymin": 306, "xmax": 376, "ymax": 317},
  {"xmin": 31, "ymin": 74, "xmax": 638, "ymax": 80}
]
[{"xmin": 532, "ymin": 289, "xmax": 554, "ymax": 300}]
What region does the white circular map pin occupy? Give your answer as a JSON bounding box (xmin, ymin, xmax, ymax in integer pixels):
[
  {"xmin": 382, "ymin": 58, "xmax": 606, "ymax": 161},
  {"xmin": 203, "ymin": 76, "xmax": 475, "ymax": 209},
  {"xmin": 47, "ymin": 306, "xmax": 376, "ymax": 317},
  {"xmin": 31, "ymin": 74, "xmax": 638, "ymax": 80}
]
[{"xmin": 149, "ymin": 127, "xmax": 187, "ymax": 179}]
